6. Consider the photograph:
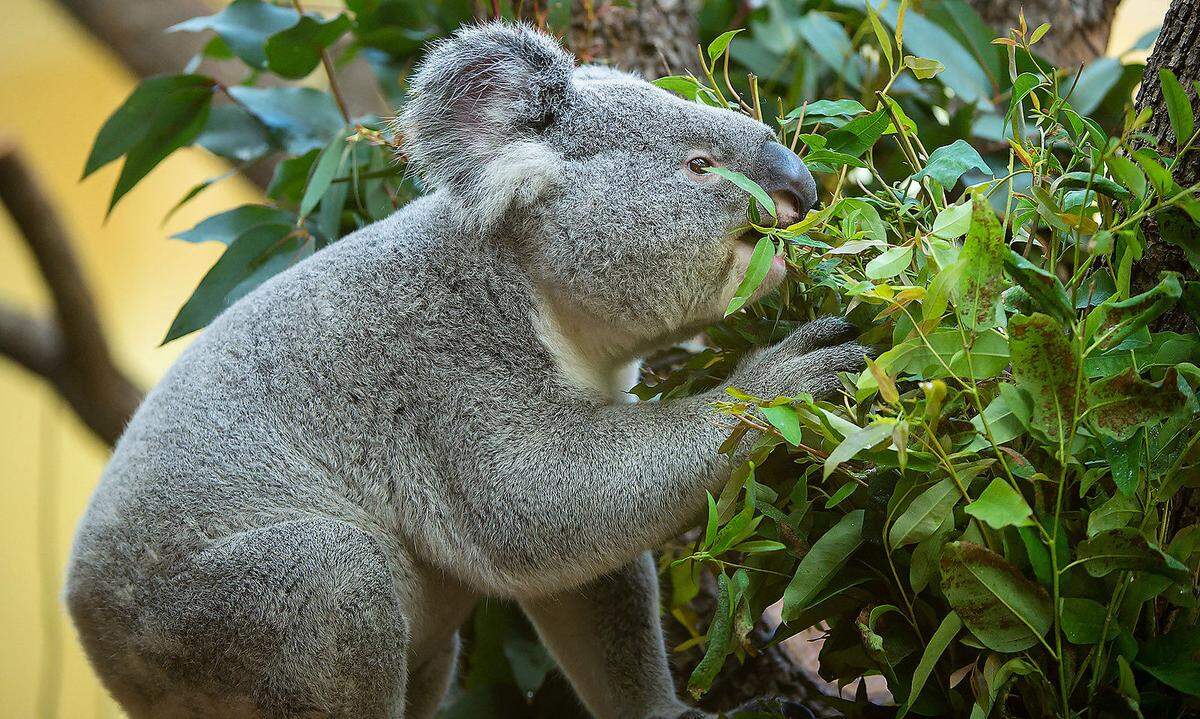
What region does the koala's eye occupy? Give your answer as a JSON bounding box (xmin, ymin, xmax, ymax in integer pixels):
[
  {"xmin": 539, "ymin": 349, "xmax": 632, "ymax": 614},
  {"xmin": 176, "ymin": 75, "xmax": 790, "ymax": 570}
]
[{"xmin": 687, "ymin": 156, "xmax": 713, "ymax": 175}]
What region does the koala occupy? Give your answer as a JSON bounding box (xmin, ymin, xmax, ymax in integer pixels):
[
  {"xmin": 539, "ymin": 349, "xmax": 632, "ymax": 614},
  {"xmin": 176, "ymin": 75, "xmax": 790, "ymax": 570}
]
[{"xmin": 65, "ymin": 22, "xmax": 865, "ymax": 719}]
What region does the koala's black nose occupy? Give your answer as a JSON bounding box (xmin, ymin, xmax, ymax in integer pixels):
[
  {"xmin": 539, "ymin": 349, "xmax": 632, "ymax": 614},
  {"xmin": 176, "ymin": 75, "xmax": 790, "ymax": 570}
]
[{"xmin": 757, "ymin": 141, "xmax": 818, "ymax": 227}]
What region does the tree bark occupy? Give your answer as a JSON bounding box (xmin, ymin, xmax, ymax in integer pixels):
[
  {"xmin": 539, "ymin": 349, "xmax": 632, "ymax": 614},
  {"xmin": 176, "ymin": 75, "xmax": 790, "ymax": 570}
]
[
  {"xmin": 523, "ymin": 0, "xmax": 699, "ymax": 78},
  {"xmin": 1133, "ymin": 0, "xmax": 1200, "ymax": 331},
  {"xmin": 965, "ymin": 0, "xmax": 1122, "ymax": 67}
]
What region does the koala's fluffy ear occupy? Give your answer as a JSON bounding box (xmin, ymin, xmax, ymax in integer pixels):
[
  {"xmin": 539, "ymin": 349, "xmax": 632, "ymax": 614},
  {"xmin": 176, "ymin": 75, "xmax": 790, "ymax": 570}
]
[{"xmin": 400, "ymin": 23, "xmax": 575, "ymax": 229}]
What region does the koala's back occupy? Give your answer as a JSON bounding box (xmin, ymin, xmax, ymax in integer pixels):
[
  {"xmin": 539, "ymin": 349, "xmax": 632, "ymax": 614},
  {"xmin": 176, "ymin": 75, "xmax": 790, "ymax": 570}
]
[{"xmin": 63, "ymin": 192, "xmax": 551, "ymax": 695}]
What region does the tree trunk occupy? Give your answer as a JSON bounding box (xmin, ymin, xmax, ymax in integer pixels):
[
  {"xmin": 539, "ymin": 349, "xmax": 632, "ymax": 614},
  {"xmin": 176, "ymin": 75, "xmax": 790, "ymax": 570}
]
[
  {"xmin": 965, "ymin": 0, "xmax": 1122, "ymax": 67},
  {"xmin": 525, "ymin": 0, "xmax": 699, "ymax": 77},
  {"xmin": 1133, "ymin": 0, "xmax": 1200, "ymax": 330}
]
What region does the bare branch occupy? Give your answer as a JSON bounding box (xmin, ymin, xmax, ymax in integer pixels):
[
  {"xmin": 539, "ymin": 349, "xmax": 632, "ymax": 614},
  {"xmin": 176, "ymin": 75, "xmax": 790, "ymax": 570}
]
[{"xmin": 0, "ymin": 144, "xmax": 142, "ymax": 446}]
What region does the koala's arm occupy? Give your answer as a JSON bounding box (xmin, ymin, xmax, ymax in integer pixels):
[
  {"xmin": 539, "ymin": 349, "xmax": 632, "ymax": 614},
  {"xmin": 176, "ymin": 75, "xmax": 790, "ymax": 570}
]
[{"xmin": 458, "ymin": 318, "xmax": 864, "ymax": 595}]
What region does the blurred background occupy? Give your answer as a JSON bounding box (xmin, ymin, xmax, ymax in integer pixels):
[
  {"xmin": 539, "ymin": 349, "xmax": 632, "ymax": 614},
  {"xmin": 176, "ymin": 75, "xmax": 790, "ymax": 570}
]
[{"xmin": 0, "ymin": 0, "xmax": 1173, "ymax": 716}]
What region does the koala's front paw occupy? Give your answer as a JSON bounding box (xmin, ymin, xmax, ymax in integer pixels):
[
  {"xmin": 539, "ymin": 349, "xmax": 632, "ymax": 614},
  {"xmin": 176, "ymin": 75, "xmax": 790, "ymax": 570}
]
[{"xmin": 731, "ymin": 317, "xmax": 868, "ymax": 400}]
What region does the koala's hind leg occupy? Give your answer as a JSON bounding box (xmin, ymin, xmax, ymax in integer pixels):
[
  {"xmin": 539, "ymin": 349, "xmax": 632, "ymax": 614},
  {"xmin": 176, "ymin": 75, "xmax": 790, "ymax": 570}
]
[
  {"xmin": 403, "ymin": 632, "xmax": 461, "ymax": 719},
  {"xmin": 519, "ymin": 552, "xmax": 690, "ymax": 719},
  {"xmin": 95, "ymin": 518, "xmax": 411, "ymax": 719}
]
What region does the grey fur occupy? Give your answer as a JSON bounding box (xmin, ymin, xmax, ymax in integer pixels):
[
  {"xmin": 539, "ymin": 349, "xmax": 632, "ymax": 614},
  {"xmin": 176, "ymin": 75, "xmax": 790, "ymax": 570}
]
[{"xmin": 66, "ymin": 22, "xmax": 865, "ymax": 719}]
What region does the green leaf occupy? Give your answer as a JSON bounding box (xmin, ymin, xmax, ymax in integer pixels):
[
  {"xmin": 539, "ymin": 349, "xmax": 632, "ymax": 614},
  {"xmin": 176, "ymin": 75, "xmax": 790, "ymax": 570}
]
[
  {"xmin": 825, "ymin": 482, "xmax": 857, "ymax": 509},
  {"xmin": 195, "ymin": 104, "xmax": 273, "ymax": 162},
  {"xmin": 967, "ymin": 384, "xmax": 1029, "ymax": 450},
  {"xmin": 266, "ymin": 13, "xmax": 352, "ymax": 79},
  {"xmin": 169, "ymin": 0, "xmax": 299, "ymax": 70},
  {"xmin": 1106, "ymin": 155, "xmax": 1147, "ymax": 200},
  {"xmin": 940, "ymin": 541, "xmax": 1052, "ymax": 653},
  {"xmin": 1077, "ymin": 528, "xmax": 1190, "ymax": 581},
  {"xmin": 897, "ymin": 612, "xmax": 960, "ymax": 718},
  {"xmin": 84, "ymin": 75, "xmax": 214, "ymax": 178},
  {"xmin": 865, "ymin": 245, "xmax": 913, "ymax": 279},
  {"xmin": 903, "ymin": 55, "xmax": 944, "ymax": 79},
  {"xmin": 1060, "ymin": 597, "xmax": 1117, "ymax": 645},
  {"xmin": 787, "ymin": 99, "xmax": 867, "ymax": 123},
  {"xmin": 1136, "ymin": 628, "xmax": 1200, "ymax": 695},
  {"xmin": 930, "ymin": 201, "xmax": 972, "ymax": 240},
  {"xmin": 781, "ymin": 510, "xmax": 864, "ymax": 621},
  {"xmin": 761, "ymin": 404, "xmax": 802, "ymax": 445},
  {"xmin": 824, "ymin": 110, "xmax": 890, "ymax": 158},
  {"xmin": 1085, "ymin": 273, "xmax": 1183, "ymax": 350},
  {"xmin": 1087, "ymin": 368, "xmax": 1184, "ymax": 440},
  {"xmin": 703, "ymin": 492, "xmax": 718, "ymax": 548},
  {"xmin": 652, "ymin": 75, "xmax": 703, "ymax": 100},
  {"xmin": 724, "ymin": 236, "xmax": 775, "ymax": 316},
  {"xmin": 1005, "ymin": 73, "xmax": 1042, "ymax": 134},
  {"xmin": 706, "ymin": 166, "xmax": 776, "ymax": 218},
  {"xmin": 299, "ymin": 130, "xmax": 349, "ymax": 219},
  {"xmin": 1008, "ymin": 313, "xmax": 1078, "ymax": 443},
  {"xmin": 824, "ymin": 421, "xmax": 894, "ymax": 479},
  {"xmin": 889, "ymin": 477, "xmax": 961, "ymax": 548},
  {"xmin": 228, "ymin": 86, "xmax": 345, "ymax": 154},
  {"xmin": 914, "ymin": 140, "xmax": 992, "ymax": 190},
  {"xmin": 688, "ymin": 573, "xmax": 734, "ymax": 698},
  {"xmin": 964, "ymin": 479, "xmax": 1034, "ymax": 529},
  {"xmin": 1160, "ymin": 68, "xmax": 1195, "ymax": 144},
  {"xmin": 163, "ymin": 223, "xmax": 310, "ymax": 343},
  {"xmin": 706, "ymin": 29, "xmax": 742, "ymax": 63},
  {"xmin": 952, "ymin": 196, "xmax": 1006, "ymax": 329},
  {"xmin": 1004, "ymin": 251, "xmax": 1074, "ymax": 326},
  {"xmin": 172, "ymin": 204, "xmax": 294, "ymax": 245},
  {"xmin": 1087, "ymin": 493, "xmax": 1140, "ymax": 537}
]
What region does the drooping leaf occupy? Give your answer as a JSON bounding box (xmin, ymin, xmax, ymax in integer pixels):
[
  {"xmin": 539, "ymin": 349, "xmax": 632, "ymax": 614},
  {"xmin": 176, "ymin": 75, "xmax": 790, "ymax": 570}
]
[
  {"xmin": 1085, "ymin": 273, "xmax": 1183, "ymax": 350},
  {"xmin": 897, "ymin": 612, "xmax": 960, "ymax": 718},
  {"xmin": 940, "ymin": 541, "xmax": 1052, "ymax": 653},
  {"xmin": 195, "ymin": 103, "xmax": 273, "ymax": 162},
  {"xmin": 725, "ymin": 236, "xmax": 776, "ymax": 316},
  {"xmin": 171, "ymin": 204, "xmax": 295, "ymax": 245},
  {"xmin": 688, "ymin": 573, "xmax": 734, "ymax": 698},
  {"xmin": 1077, "ymin": 528, "xmax": 1190, "ymax": 581},
  {"xmin": 913, "ymin": 139, "xmax": 991, "ymax": 190},
  {"xmin": 1087, "ymin": 368, "xmax": 1184, "ymax": 440},
  {"xmin": 952, "ymin": 196, "xmax": 1006, "ymax": 330},
  {"xmin": 1008, "ymin": 313, "xmax": 1078, "ymax": 443},
  {"xmin": 299, "ymin": 130, "xmax": 349, "ymax": 218},
  {"xmin": 782, "ymin": 510, "xmax": 864, "ymax": 621},
  {"xmin": 964, "ymin": 479, "xmax": 1034, "ymax": 529},
  {"xmin": 1004, "ymin": 251, "xmax": 1074, "ymax": 326},
  {"xmin": 1160, "ymin": 68, "xmax": 1195, "ymax": 144},
  {"xmin": 164, "ymin": 223, "xmax": 311, "ymax": 343},
  {"xmin": 706, "ymin": 166, "xmax": 776, "ymax": 218},
  {"xmin": 1060, "ymin": 597, "xmax": 1117, "ymax": 645},
  {"xmin": 1136, "ymin": 628, "xmax": 1200, "ymax": 696}
]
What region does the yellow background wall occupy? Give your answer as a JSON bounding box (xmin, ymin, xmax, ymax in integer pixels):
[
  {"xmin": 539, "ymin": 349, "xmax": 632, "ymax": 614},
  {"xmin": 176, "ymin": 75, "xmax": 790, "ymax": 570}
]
[{"xmin": 0, "ymin": 1, "xmax": 1169, "ymax": 716}]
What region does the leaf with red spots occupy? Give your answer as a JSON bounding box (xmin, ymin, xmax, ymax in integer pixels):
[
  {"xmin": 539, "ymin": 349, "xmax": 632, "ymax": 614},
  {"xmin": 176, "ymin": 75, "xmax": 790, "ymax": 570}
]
[
  {"xmin": 1008, "ymin": 313, "xmax": 1079, "ymax": 443},
  {"xmin": 951, "ymin": 196, "xmax": 1007, "ymax": 330},
  {"xmin": 1087, "ymin": 368, "xmax": 1184, "ymax": 440},
  {"xmin": 939, "ymin": 541, "xmax": 1052, "ymax": 653}
]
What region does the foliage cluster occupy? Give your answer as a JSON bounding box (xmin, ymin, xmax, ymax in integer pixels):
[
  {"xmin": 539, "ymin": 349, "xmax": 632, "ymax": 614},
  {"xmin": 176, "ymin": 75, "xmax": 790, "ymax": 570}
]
[
  {"xmin": 648, "ymin": 6, "xmax": 1200, "ymax": 719},
  {"xmin": 84, "ymin": 1, "xmax": 1199, "ymax": 717}
]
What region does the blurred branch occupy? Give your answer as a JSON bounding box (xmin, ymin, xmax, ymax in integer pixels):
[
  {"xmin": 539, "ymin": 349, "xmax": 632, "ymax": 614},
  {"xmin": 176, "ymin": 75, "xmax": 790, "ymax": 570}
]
[
  {"xmin": 0, "ymin": 143, "xmax": 143, "ymax": 447},
  {"xmin": 966, "ymin": 0, "xmax": 1121, "ymax": 67}
]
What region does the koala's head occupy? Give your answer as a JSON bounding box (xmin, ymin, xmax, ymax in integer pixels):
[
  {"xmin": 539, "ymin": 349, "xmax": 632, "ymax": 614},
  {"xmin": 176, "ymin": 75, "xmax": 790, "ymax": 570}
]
[{"xmin": 401, "ymin": 23, "xmax": 816, "ymax": 349}]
